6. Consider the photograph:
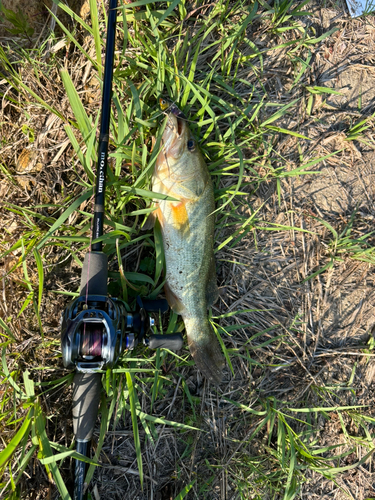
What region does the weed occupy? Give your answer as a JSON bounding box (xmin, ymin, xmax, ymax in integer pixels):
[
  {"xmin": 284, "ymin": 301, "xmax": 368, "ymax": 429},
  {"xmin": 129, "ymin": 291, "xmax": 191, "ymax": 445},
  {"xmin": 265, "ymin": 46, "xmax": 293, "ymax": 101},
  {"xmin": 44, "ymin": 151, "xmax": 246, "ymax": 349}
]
[
  {"xmin": 306, "ymin": 208, "xmax": 375, "ymax": 281},
  {"xmin": 0, "ymin": 4, "xmax": 34, "ymax": 41}
]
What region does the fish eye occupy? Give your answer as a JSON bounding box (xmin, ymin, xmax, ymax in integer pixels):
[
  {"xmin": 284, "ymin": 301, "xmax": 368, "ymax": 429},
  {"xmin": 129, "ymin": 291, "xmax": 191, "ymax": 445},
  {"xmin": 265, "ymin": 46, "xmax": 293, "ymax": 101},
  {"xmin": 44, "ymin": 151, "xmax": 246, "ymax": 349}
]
[{"xmin": 187, "ymin": 139, "xmax": 195, "ymax": 151}]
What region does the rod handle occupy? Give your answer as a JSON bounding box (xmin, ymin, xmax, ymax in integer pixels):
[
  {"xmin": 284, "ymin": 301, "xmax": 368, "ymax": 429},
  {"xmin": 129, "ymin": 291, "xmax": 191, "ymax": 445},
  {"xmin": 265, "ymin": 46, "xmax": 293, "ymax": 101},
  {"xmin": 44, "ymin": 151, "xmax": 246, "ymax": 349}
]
[
  {"xmin": 72, "ymin": 372, "xmax": 102, "ymax": 442},
  {"xmin": 79, "ymin": 252, "xmax": 108, "ymax": 296}
]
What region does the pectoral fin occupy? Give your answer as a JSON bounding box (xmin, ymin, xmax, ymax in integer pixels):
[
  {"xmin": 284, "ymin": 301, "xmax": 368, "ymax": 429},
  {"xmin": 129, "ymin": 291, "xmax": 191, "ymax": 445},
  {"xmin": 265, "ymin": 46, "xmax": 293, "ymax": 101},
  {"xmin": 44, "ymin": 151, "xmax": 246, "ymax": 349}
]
[{"xmin": 142, "ymin": 206, "xmax": 164, "ymax": 230}]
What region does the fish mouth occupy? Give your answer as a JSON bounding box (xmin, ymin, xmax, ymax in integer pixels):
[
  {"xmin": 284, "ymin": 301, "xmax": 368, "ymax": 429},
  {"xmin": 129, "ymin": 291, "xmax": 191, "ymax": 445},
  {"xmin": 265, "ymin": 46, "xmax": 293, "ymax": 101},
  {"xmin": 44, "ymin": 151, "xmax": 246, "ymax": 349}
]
[
  {"xmin": 176, "ymin": 116, "xmax": 184, "ymax": 136},
  {"xmin": 162, "ymin": 114, "xmax": 187, "ymax": 158}
]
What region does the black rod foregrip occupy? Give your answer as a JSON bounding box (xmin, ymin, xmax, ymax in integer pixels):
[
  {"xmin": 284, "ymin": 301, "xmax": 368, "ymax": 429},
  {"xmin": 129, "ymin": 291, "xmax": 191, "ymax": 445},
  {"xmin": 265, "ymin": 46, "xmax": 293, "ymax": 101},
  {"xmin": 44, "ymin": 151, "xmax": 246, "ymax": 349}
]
[
  {"xmin": 92, "ymin": 0, "xmax": 118, "ymax": 252},
  {"xmin": 73, "ymin": 372, "xmax": 102, "ymax": 442},
  {"xmin": 79, "ymin": 252, "xmax": 108, "ymax": 297}
]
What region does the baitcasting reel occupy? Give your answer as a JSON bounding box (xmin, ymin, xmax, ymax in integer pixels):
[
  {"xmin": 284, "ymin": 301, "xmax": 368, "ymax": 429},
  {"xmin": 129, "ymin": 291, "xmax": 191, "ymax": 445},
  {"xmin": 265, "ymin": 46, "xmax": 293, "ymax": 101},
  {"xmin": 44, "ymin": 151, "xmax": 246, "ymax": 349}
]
[
  {"xmin": 61, "ymin": 292, "xmax": 183, "ymax": 373},
  {"xmin": 60, "ymin": 253, "xmax": 182, "ymax": 500}
]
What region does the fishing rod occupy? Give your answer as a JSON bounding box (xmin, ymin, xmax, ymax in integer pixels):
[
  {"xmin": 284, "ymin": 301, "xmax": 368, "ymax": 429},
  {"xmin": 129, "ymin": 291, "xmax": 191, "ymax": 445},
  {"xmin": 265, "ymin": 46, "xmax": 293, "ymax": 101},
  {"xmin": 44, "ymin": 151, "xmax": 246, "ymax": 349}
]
[{"xmin": 60, "ymin": 1, "xmax": 183, "ymax": 498}]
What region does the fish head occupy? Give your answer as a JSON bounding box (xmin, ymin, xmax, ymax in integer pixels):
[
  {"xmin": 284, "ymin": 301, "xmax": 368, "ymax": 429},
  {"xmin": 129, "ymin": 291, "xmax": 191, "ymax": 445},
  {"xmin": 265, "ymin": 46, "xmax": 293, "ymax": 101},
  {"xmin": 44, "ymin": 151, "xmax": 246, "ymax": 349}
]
[
  {"xmin": 157, "ymin": 113, "xmax": 205, "ymax": 179},
  {"xmin": 153, "ymin": 112, "xmax": 211, "ymax": 201}
]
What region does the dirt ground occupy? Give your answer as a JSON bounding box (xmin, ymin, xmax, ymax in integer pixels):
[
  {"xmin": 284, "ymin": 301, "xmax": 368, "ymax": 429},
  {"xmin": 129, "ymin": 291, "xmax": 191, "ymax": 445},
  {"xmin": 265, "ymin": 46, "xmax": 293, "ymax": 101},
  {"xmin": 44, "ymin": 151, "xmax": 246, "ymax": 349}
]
[
  {"xmin": 243, "ymin": 3, "xmax": 375, "ymax": 498},
  {"xmin": 2, "ymin": 1, "xmax": 375, "ymax": 499}
]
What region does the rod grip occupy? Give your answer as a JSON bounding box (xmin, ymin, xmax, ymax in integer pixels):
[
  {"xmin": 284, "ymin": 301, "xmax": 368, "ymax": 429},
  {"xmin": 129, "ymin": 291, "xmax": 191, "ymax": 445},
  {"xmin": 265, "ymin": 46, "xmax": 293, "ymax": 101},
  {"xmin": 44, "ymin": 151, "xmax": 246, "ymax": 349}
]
[
  {"xmin": 73, "ymin": 372, "xmax": 102, "ymax": 442},
  {"xmin": 79, "ymin": 252, "xmax": 108, "ymax": 296}
]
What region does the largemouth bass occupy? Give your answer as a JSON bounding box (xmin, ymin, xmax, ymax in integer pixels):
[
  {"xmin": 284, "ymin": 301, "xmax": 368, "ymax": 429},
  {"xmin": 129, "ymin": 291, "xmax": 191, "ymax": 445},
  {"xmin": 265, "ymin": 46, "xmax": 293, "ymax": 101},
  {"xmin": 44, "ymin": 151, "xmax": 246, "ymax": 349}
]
[{"xmin": 150, "ymin": 106, "xmax": 225, "ymax": 384}]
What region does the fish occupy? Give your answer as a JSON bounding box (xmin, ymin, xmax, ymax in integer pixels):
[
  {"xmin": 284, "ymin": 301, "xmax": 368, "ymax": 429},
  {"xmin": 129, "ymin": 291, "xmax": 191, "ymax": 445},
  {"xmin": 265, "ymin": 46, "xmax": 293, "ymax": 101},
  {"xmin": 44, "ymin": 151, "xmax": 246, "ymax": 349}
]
[{"xmin": 149, "ymin": 107, "xmax": 225, "ymax": 385}]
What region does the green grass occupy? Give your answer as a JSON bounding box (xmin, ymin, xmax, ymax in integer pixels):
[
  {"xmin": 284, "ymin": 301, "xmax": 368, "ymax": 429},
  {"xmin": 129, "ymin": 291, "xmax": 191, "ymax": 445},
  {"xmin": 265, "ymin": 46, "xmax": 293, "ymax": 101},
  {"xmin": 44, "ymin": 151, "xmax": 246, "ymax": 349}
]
[
  {"xmin": 1, "ymin": 1, "xmax": 375, "ymax": 499},
  {"xmin": 305, "ymin": 208, "xmax": 375, "ymax": 281}
]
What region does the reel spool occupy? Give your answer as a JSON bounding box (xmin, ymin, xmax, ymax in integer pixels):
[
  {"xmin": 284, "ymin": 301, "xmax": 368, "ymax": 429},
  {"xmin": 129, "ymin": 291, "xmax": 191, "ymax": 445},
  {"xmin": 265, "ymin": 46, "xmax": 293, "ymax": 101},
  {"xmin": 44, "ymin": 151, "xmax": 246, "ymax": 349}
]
[
  {"xmin": 80, "ymin": 323, "xmax": 104, "ymax": 358},
  {"xmin": 61, "ymin": 295, "xmax": 127, "ymax": 372}
]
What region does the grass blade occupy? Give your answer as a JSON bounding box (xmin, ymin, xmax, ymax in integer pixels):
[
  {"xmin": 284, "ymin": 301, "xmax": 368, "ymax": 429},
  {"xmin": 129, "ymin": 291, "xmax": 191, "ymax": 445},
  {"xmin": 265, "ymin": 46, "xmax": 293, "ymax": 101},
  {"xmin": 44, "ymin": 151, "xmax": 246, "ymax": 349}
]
[
  {"xmin": 32, "ymin": 248, "xmax": 44, "ymax": 321},
  {"xmin": 173, "ymin": 480, "xmax": 196, "ymax": 500},
  {"xmin": 34, "ymin": 402, "xmax": 72, "ymax": 500},
  {"xmin": 126, "ymin": 371, "xmax": 143, "ymax": 487},
  {"xmin": 36, "ymin": 189, "xmax": 93, "ymax": 250},
  {"xmin": 0, "ymin": 410, "xmax": 33, "ymax": 468},
  {"xmin": 60, "ymin": 69, "xmax": 93, "ymax": 141},
  {"xmin": 89, "ymin": 0, "xmax": 103, "ymax": 77}
]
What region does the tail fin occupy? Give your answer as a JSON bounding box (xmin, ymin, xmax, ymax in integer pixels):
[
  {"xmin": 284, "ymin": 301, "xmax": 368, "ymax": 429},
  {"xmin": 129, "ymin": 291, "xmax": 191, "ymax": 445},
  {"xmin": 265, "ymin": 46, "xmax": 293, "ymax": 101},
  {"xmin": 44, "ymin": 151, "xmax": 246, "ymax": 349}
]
[{"xmin": 185, "ymin": 317, "xmax": 225, "ymax": 385}]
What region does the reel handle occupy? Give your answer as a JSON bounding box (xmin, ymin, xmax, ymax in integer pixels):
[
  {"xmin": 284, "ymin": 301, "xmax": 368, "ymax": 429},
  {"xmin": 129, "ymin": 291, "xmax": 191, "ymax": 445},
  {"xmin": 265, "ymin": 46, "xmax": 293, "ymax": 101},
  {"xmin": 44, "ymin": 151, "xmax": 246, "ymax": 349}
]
[{"xmin": 147, "ymin": 333, "xmax": 183, "ymax": 350}]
